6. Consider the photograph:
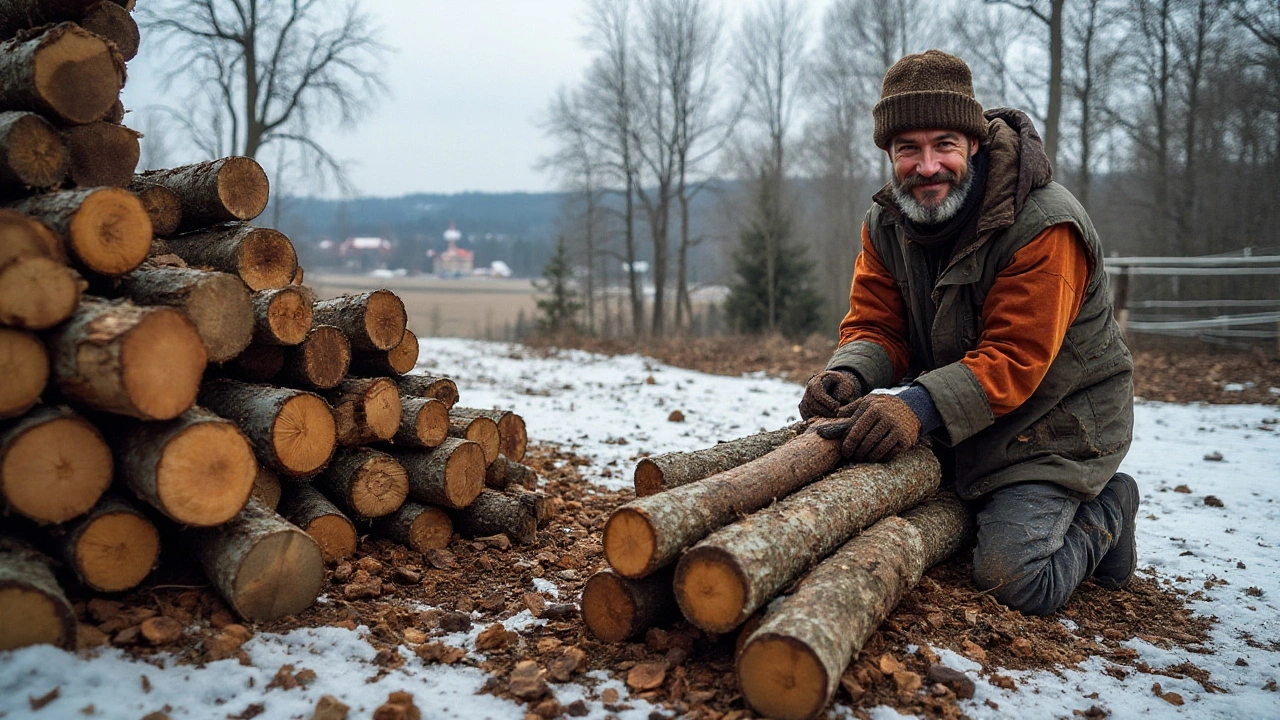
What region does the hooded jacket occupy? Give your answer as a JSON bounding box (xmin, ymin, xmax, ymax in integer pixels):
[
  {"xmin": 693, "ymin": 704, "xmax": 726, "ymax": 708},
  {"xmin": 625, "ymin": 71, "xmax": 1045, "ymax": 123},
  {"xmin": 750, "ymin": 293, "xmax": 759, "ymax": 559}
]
[{"xmin": 826, "ymin": 108, "xmax": 1133, "ymax": 500}]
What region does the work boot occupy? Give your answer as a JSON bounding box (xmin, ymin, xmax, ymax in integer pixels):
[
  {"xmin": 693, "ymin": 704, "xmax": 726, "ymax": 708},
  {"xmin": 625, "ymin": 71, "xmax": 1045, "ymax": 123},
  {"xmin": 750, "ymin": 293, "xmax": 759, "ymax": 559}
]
[{"xmin": 1091, "ymin": 473, "xmax": 1139, "ymax": 589}]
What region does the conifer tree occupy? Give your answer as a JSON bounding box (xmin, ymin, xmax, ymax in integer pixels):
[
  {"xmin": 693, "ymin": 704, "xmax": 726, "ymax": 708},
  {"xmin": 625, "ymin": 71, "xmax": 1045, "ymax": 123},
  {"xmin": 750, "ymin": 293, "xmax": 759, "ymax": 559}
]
[{"xmin": 535, "ymin": 236, "xmax": 584, "ymax": 334}]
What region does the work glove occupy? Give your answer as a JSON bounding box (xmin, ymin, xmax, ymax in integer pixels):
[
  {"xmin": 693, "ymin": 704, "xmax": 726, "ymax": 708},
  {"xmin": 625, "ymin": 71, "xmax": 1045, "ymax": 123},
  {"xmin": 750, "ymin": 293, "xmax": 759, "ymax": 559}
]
[
  {"xmin": 816, "ymin": 393, "xmax": 920, "ymax": 462},
  {"xmin": 799, "ymin": 370, "xmax": 861, "ymax": 420}
]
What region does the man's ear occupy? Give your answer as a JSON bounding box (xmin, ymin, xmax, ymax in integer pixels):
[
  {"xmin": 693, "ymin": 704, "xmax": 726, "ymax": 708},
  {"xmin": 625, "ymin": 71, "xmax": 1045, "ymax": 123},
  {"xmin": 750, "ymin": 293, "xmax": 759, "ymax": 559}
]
[{"xmin": 968, "ymin": 136, "xmax": 982, "ymax": 157}]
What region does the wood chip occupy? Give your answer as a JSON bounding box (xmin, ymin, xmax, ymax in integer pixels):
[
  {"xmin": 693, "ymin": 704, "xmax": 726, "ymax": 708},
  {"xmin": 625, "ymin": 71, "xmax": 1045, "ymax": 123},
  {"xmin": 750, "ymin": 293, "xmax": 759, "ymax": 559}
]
[
  {"xmin": 626, "ymin": 661, "xmax": 668, "ymax": 691},
  {"xmin": 28, "ymin": 687, "xmax": 58, "ymax": 711},
  {"xmin": 509, "ymin": 660, "xmax": 549, "ymax": 700},
  {"xmin": 312, "ymin": 695, "xmax": 350, "ymax": 720},
  {"xmin": 893, "ymin": 670, "xmax": 922, "ymax": 693},
  {"xmin": 140, "ymin": 617, "xmax": 183, "ymax": 645},
  {"xmin": 475, "ymin": 623, "xmax": 515, "ymax": 652},
  {"xmin": 547, "ymin": 647, "xmax": 586, "ymax": 682}
]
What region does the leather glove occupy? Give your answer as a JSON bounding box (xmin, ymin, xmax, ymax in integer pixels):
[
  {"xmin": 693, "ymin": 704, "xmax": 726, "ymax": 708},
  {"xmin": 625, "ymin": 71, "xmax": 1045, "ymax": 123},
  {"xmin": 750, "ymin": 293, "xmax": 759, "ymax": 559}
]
[
  {"xmin": 799, "ymin": 370, "xmax": 861, "ymax": 420},
  {"xmin": 816, "ymin": 393, "xmax": 920, "ymax": 462}
]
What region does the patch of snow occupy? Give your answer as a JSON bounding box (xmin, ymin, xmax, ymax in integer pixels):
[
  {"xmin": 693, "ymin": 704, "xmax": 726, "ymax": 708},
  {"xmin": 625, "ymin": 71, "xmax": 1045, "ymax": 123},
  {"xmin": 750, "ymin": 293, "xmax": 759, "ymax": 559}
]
[{"xmin": 532, "ymin": 577, "xmax": 560, "ymax": 599}]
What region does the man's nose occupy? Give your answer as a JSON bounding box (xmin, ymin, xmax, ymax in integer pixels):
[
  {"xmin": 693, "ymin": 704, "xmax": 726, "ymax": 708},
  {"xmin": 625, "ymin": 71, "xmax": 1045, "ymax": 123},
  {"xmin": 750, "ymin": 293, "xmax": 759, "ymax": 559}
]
[{"xmin": 915, "ymin": 147, "xmax": 944, "ymax": 177}]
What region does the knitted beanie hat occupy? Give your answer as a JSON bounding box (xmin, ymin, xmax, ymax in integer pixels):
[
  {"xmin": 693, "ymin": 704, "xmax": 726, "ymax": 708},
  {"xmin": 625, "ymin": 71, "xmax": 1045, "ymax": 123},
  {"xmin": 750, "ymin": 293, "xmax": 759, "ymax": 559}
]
[{"xmin": 873, "ymin": 49, "xmax": 986, "ymax": 149}]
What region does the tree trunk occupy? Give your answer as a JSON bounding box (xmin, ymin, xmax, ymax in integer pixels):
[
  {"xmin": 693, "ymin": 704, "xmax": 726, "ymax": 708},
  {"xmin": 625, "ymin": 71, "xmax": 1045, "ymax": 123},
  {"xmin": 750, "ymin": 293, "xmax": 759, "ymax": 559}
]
[
  {"xmin": 0, "ymin": 208, "xmax": 62, "ymax": 264},
  {"xmin": 46, "ymin": 297, "xmax": 206, "ymax": 420},
  {"xmin": 447, "ymin": 411, "xmax": 499, "ymax": 465},
  {"xmin": 484, "ymin": 454, "xmax": 537, "ymax": 491},
  {"xmin": 447, "ymin": 488, "xmax": 538, "ymax": 545},
  {"xmin": 188, "ymin": 498, "xmax": 325, "ymax": 623},
  {"xmin": 393, "ymin": 437, "xmax": 484, "ymax": 510},
  {"xmin": 63, "ymin": 121, "xmax": 140, "ymax": 187},
  {"xmin": 633, "ymin": 423, "xmax": 802, "ymax": 497},
  {"xmin": 132, "ymin": 157, "xmax": 269, "ymax": 231},
  {"xmin": 321, "ymin": 377, "xmax": 401, "ymax": 447},
  {"xmin": 370, "ymin": 501, "xmax": 452, "ymax": 552},
  {"xmin": 394, "ymin": 395, "xmax": 448, "ymax": 449},
  {"xmin": 250, "ymin": 464, "xmax": 281, "ymax": 512},
  {"xmin": 198, "ymin": 378, "xmax": 337, "ymax": 478},
  {"xmin": 394, "ymin": 374, "xmax": 458, "ymax": 409},
  {"xmin": 0, "ymin": 110, "xmax": 66, "ymax": 190},
  {"xmin": 0, "ymin": 405, "xmax": 110, "ymax": 523},
  {"xmin": 0, "ymin": 254, "xmax": 81, "ymax": 330},
  {"xmin": 222, "ymin": 342, "xmax": 284, "ymax": 383},
  {"xmin": 311, "ymin": 290, "xmax": 407, "ymax": 353},
  {"xmin": 127, "ymin": 181, "xmax": 181, "ymax": 236},
  {"xmin": 450, "ymin": 407, "xmax": 525, "ymax": 462},
  {"xmin": 736, "ymin": 497, "xmax": 972, "ymax": 720},
  {"xmin": 312, "ymin": 447, "xmax": 408, "ymax": 520},
  {"xmin": 278, "ymin": 324, "xmax": 350, "ymax": 390},
  {"xmin": 164, "ymin": 224, "xmax": 296, "ymax": 292},
  {"xmin": 78, "ymin": 0, "xmax": 139, "ymax": 61},
  {"xmin": 603, "ymin": 429, "xmax": 842, "ymax": 578},
  {"xmin": 0, "ymin": 23, "xmax": 122, "ymax": 125},
  {"xmin": 351, "ymin": 328, "xmax": 418, "ymax": 376},
  {"xmin": 114, "ymin": 264, "xmax": 253, "ymax": 362},
  {"xmin": 674, "ymin": 446, "xmax": 941, "ymax": 633},
  {"xmin": 59, "ymin": 492, "xmax": 158, "ymax": 592},
  {"xmin": 0, "ymin": 536, "xmax": 76, "ymax": 650},
  {"xmin": 112, "ymin": 406, "xmax": 257, "ymax": 527},
  {"xmin": 0, "ymin": 327, "xmax": 47, "ymax": 419},
  {"xmin": 278, "ymin": 484, "xmax": 357, "ymax": 561},
  {"xmin": 581, "ymin": 567, "xmax": 676, "ymax": 643},
  {"xmin": 9, "ymin": 187, "xmax": 150, "ymax": 276},
  {"xmin": 251, "ymin": 285, "xmax": 314, "ymax": 346}
]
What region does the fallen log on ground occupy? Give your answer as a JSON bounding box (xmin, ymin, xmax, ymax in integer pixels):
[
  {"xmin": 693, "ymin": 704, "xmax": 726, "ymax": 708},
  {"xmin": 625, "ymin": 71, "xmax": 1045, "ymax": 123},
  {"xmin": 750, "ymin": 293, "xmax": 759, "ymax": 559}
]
[
  {"xmin": 634, "ymin": 423, "xmax": 803, "ymax": 497},
  {"xmin": 114, "ymin": 264, "xmax": 253, "ymax": 362},
  {"xmin": 736, "ymin": 496, "xmax": 972, "ymax": 720},
  {"xmin": 394, "ymin": 374, "xmax": 458, "ymax": 409},
  {"xmin": 351, "ymin": 328, "xmax": 418, "ymax": 376},
  {"xmin": 447, "ymin": 489, "xmax": 538, "ymax": 544},
  {"xmin": 0, "ymin": 254, "xmax": 81, "ymax": 329},
  {"xmin": 250, "ymin": 285, "xmax": 314, "ymax": 346},
  {"xmin": 674, "ymin": 446, "xmax": 941, "ymax": 633},
  {"xmin": 452, "ymin": 407, "xmax": 527, "ymax": 463},
  {"xmin": 278, "ymin": 484, "xmax": 357, "ymax": 561},
  {"xmin": 581, "ymin": 567, "xmax": 677, "ymax": 643},
  {"xmin": 10, "ymin": 187, "xmax": 151, "ymax": 276},
  {"xmin": 371, "ymin": 501, "xmax": 452, "ymax": 553},
  {"xmin": 58, "ymin": 492, "xmax": 158, "ymax": 592},
  {"xmin": 0, "ymin": 405, "xmax": 111, "ymax": 523},
  {"xmin": 131, "ymin": 158, "xmax": 269, "ymax": 232},
  {"xmin": 0, "ymin": 110, "xmax": 67, "ymax": 190},
  {"xmin": 312, "ymin": 447, "xmax": 408, "ymax": 520},
  {"xmin": 311, "ymin": 290, "xmax": 406, "ymax": 353},
  {"xmin": 62, "ymin": 120, "xmax": 140, "ymax": 187},
  {"xmin": 322, "ymin": 377, "xmax": 401, "ymax": 447},
  {"xmin": 164, "ymin": 224, "xmax": 296, "ymax": 292},
  {"xmin": 448, "ymin": 410, "xmax": 499, "ymax": 465},
  {"xmin": 278, "ymin": 324, "xmax": 349, "ymax": 390},
  {"xmin": 0, "ymin": 23, "xmax": 123, "ymax": 125},
  {"xmin": 394, "ymin": 395, "xmax": 449, "ymax": 449},
  {"xmin": 394, "ymin": 437, "xmax": 484, "ymax": 510},
  {"xmin": 0, "ymin": 327, "xmax": 47, "ymax": 419},
  {"xmin": 0, "ymin": 536, "xmax": 76, "ymax": 650},
  {"xmin": 198, "ymin": 378, "xmax": 336, "ymax": 478}
]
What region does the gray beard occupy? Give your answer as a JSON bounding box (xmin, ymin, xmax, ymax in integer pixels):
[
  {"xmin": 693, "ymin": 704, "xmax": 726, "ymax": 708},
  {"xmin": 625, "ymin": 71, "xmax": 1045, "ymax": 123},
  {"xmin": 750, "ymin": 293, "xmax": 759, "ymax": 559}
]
[{"xmin": 891, "ymin": 165, "xmax": 975, "ymax": 225}]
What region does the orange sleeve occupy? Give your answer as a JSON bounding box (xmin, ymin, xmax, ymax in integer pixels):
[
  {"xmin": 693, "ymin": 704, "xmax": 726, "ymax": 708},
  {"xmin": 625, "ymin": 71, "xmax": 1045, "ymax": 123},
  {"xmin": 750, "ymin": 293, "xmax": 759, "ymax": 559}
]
[
  {"xmin": 960, "ymin": 224, "xmax": 1091, "ymax": 417},
  {"xmin": 837, "ymin": 223, "xmax": 910, "ymax": 380}
]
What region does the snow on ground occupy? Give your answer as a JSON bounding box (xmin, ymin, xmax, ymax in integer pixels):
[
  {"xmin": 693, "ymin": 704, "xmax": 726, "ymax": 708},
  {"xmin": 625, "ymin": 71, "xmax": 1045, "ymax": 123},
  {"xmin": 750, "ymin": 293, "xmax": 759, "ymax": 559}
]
[{"xmin": 2, "ymin": 338, "xmax": 1279, "ymax": 719}]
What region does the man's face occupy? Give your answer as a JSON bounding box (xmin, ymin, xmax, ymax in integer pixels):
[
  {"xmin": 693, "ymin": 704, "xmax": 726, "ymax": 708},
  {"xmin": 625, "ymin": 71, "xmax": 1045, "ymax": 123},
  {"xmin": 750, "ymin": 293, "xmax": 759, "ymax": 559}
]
[{"xmin": 888, "ymin": 129, "xmax": 980, "ymax": 224}]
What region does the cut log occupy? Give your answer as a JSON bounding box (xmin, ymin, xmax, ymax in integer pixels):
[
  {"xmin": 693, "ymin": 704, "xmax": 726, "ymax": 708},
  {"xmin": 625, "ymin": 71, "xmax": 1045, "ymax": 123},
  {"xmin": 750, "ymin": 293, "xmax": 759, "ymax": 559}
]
[
  {"xmin": 189, "ymin": 499, "xmax": 325, "ymax": 622},
  {"xmin": 312, "ymin": 447, "xmax": 408, "ymax": 520},
  {"xmin": 104, "ymin": 96, "xmax": 124, "ymax": 124},
  {"xmin": 674, "ymin": 446, "xmax": 941, "ymax": 633},
  {"xmin": 63, "ymin": 120, "xmax": 140, "ymax": 188},
  {"xmin": 198, "ymin": 378, "xmax": 337, "ymax": 478},
  {"xmin": 371, "ymin": 501, "xmax": 452, "ymax": 552},
  {"xmin": 737, "ymin": 497, "xmax": 972, "ymax": 720},
  {"xmin": 164, "ymin": 224, "xmax": 296, "ymax": 291},
  {"xmin": 447, "ymin": 489, "xmax": 538, "ymax": 545},
  {"xmin": 127, "ymin": 181, "xmax": 181, "ymax": 236},
  {"xmin": 279, "ymin": 324, "xmax": 349, "ymax": 390},
  {"xmin": 321, "ymin": 377, "xmax": 401, "ymax": 447},
  {"xmin": 222, "ymin": 342, "xmax": 284, "ymax": 382},
  {"xmin": 508, "ymin": 486, "xmax": 550, "ymax": 524},
  {"xmin": 78, "ymin": 0, "xmax": 139, "ymax": 60},
  {"xmin": 114, "ymin": 264, "xmax": 253, "ymax": 363},
  {"xmin": 112, "ymin": 407, "xmax": 257, "ymax": 527},
  {"xmin": 249, "ymin": 464, "xmax": 282, "ymax": 512},
  {"xmin": 0, "ymin": 254, "xmax": 80, "ymax": 329},
  {"xmin": 0, "ymin": 23, "xmax": 123, "ymax": 125},
  {"xmin": 0, "ymin": 111, "xmax": 66, "ymax": 190},
  {"xmin": 278, "ymin": 484, "xmax": 357, "ymax": 561},
  {"xmin": 0, "ymin": 405, "xmax": 110, "ymax": 523},
  {"xmin": 131, "ymin": 157, "xmax": 269, "ymax": 231},
  {"xmin": 0, "ymin": 208, "xmax": 61, "ymax": 264},
  {"xmin": 604, "ymin": 429, "xmax": 842, "ymax": 579},
  {"xmin": 485, "ymin": 454, "xmax": 537, "ymax": 491},
  {"xmin": 46, "ymin": 297, "xmax": 206, "ymax": 419},
  {"xmin": 394, "ymin": 373, "xmax": 458, "ymax": 409},
  {"xmin": 394, "ymin": 395, "xmax": 449, "ymax": 449},
  {"xmin": 451, "ymin": 407, "xmax": 526, "ymax": 463},
  {"xmin": 448, "ymin": 411, "xmax": 499, "ymax": 465},
  {"xmin": 350, "ymin": 328, "xmax": 418, "ymax": 376},
  {"xmin": 10, "ymin": 187, "xmax": 151, "ymax": 276},
  {"xmin": 251, "ymin": 285, "xmax": 314, "ymax": 346},
  {"xmin": 59, "ymin": 492, "xmax": 158, "ymax": 592},
  {"xmin": 635, "ymin": 424, "xmax": 802, "ymax": 497},
  {"xmin": 311, "ymin": 290, "xmax": 407, "ymax": 353},
  {"xmin": 582, "ymin": 568, "xmax": 677, "ymax": 644},
  {"xmin": 0, "ymin": 1, "xmax": 100, "ymax": 38},
  {"xmin": 0, "ymin": 536, "xmax": 76, "ymax": 650},
  {"xmin": 0, "ymin": 328, "xmax": 47, "ymax": 419},
  {"xmin": 395, "ymin": 437, "xmax": 484, "ymax": 510}
]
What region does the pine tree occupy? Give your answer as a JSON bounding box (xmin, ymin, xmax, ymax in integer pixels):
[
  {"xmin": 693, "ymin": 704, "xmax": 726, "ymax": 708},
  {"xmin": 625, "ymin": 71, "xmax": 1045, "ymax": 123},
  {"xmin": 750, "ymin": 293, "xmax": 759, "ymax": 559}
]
[{"xmin": 535, "ymin": 236, "xmax": 584, "ymax": 334}]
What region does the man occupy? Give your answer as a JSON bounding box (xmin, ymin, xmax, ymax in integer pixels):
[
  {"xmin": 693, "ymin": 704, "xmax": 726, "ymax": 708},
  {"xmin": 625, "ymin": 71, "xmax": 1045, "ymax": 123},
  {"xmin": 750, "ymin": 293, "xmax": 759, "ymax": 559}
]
[{"xmin": 800, "ymin": 50, "xmax": 1137, "ymax": 616}]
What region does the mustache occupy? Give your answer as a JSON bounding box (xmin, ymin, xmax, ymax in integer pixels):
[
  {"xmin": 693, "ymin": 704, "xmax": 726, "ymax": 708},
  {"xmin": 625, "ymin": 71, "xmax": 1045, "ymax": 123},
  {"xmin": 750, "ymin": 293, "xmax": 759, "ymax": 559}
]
[{"xmin": 897, "ymin": 168, "xmax": 962, "ymax": 190}]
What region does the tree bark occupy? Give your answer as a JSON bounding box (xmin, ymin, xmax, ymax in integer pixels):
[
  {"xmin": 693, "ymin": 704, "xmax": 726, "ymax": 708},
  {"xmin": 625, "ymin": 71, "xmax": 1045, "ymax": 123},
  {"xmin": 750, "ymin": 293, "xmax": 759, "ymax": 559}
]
[
  {"xmin": 311, "ymin": 290, "xmax": 407, "ymax": 353},
  {"xmin": 278, "ymin": 324, "xmax": 350, "ymax": 390},
  {"xmin": 249, "ymin": 464, "xmax": 281, "ymax": 512},
  {"xmin": 251, "ymin": 285, "xmax": 313, "ymax": 346},
  {"xmin": 0, "ymin": 254, "xmax": 81, "ymax": 330},
  {"xmin": 448, "ymin": 411, "xmax": 499, "ymax": 465},
  {"xmin": 164, "ymin": 224, "xmax": 296, "ymax": 292},
  {"xmin": 112, "ymin": 406, "xmax": 257, "ymax": 527},
  {"xmin": 447, "ymin": 488, "xmax": 538, "ymax": 545},
  {"xmin": 132, "ymin": 157, "xmax": 269, "ymax": 231},
  {"xmin": 312, "ymin": 447, "xmax": 408, "ymax": 520},
  {"xmin": 634, "ymin": 423, "xmax": 803, "ymax": 497},
  {"xmin": 321, "ymin": 376, "xmax": 401, "ymax": 447},
  {"xmin": 451, "ymin": 407, "xmax": 526, "ymax": 462},
  {"xmin": 221, "ymin": 342, "xmax": 284, "ymax": 383},
  {"xmin": 63, "ymin": 121, "xmax": 140, "ymax": 187},
  {"xmin": 9, "ymin": 187, "xmax": 150, "ymax": 276},
  {"xmin": 278, "ymin": 483, "xmax": 357, "ymax": 561},
  {"xmin": 394, "ymin": 395, "xmax": 448, "ymax": 449},
  {"xmin": 351, "ymin": 328, "xmax": 418, "ymax": 376},
  {"xmin": 0, "ymin": 23, "xmax": 123, "ymax": 125},
  {"xmin": 603, "ymin": 429, "xmax": 842, "ymax": 578},
  {"xmin": 0, "ymin": 110, "xmax": 66, "ymax": 190},
  {"xmin": 0, "ymin": 327, "xmax": 47, "ymax": 419},
  {"xmin": 59, "ymin": 492, "xmax": 158, "ymax": 592},
  {"xmin": 114, "ymin": 264, "xmax": 253, "ymax": 362},
  {"xmin": 394, "ymin": 373, "xmax": 458, "ymax": 409},
  {"xmin": 393, "ymin": 437, "xmax": 484, "ymax": 510},
  {"xmin": 78, "ymin": 0, "xmax": 139, "ymax": 60},
  {"xmin": 188, "ymin": 498, "xmax": 325, "ymax": 623},
  {"xmin": 736, "ymin": 497, "xmax": 972, "ymax": 720},
  {"xmin": 0, "ymin": 405, "xmax": 110, "ymax": 523},
  {"xmin": 674, "ymin": 446, "xmax": 941, "ymax": 633},
  {"xmin": 46, "ymin": 297, "xmax": 206, "ymax": 420},
  {"xmin": 127, "ymin": 181, "xmax": 181, "ymax": 237},
  {"xmin": 0, "ymin": 536, "xmax": 76, "ymax": 650},
  {"xmin": 198, "ymin": 377, "xmax": 337, "ymax": 478},
  {"xmin": 370, "ymin": 501, "xmax": 451, "ymax": 552},
  {"xmin": 582, "ymin": 567, "xmax": 677, "ymax": 644}
]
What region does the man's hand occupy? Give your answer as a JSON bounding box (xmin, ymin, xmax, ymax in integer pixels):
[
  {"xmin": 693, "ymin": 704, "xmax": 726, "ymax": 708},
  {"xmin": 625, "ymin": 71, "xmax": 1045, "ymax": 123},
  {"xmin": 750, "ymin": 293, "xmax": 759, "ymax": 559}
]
[
  {"xmin": 816, "ymin": 393, "xmax": 921, "ymax": 462},
  {"xmin": 799, "ymin": 370, "xmax": 861, "ymax": 420}
]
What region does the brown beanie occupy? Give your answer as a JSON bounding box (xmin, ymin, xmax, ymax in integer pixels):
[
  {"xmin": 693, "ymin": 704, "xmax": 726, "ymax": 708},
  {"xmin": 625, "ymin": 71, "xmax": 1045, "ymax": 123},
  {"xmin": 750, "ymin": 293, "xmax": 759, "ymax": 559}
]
[{"xmin": 873, "ymin": 50, "xmax": 986, "ymax": 149}]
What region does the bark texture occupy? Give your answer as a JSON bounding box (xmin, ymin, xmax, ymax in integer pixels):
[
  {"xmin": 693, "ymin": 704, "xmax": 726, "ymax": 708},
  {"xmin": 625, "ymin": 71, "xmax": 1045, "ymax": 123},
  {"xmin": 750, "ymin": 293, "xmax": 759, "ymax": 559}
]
[
  {"xmin": 9, "ymin": 187, "xmax": 151, "ymax": 276},
  {"xmin": 321, "ymin": 376, "xmax": 401, "ymax": 447},
  {"xmin": 127, "ymin": 181, "xmax": 181, "ymax": 236},
  {"xmin": 393, "ymin": 374, "xmax": 458, "ymax": 409},
  {"xmin": 394, "ymin": 395, "xmax": 448, "ymax": 448},
  {"xmin": 395, "ymin": 437, "xmax": 484, "ymax": 510},
  {"xmin": 485, "ymin": 454, "xmax": 537, "ymax": 491},
  {"xmin": 0, "ymin": 23, "xmax": 123, "ymax": 124},
  {"xmin": 63, "ymin": 121, "xmax": 140, "ymax": 187},
  {"xmin": 278, "ymin": 484, "xmax": 357, "ymax": 561},
  {"xmin": 451, "ymin": 407, "xmax": 526, "ymax": 463},
  {"xmin": 351, "ymin": 328, "xmax": 417, "ymax": 376},
  {"xmin": 0, "ymin": 536, "xmax": 76, "ymax": 650},
  {"xmin": 132, "ymin": 157, "xmax": 269, "ymax": 231},
  {"xmin": 115, "ymin": 264, "xmax": 253, "ymax": 362},
  {"xmin": 164, "ymin": 224, "xmax": 296, "ymax": 291},
  {"xmin": 60, "ymin": 492, "xmax": 158, "ymax": 592},
  {"xmin": 311, "ymin": 290, "xmax": 407, "ymax": 352},
  {"xmin": 0, "ymin": 405, "xmax": 110, "ymax": 523},
  {"xmin": 0, "ymin": 327, "xmax": 47, "ymax": 419},
  {"xmin": 447, "ymin": 489, "xmax": 538, "ymax": 545},
  {"xmin": 582, "ymin": 568, "xmax": 677, "ymax": 643},
  {"xmin": 634, "ymin": 424, "xmax": 802, "ymax": 497},
  {"xmin": 0, "ymin": 110, "xmax": 66, "ymax": 189},
  {"xmin": 222, "ymin": 342, "xmax": 284, "ymax": 382},
  {"xmin": 0, "ymin": 208, "xmax": 61, "ymax": 264},
  {"xmin": 278, "ymin": 324, "xmax": 349, "ymax": 390},
  {"xmin": 312, "ymin": 447, "xmax": 408, "ymax": 520},
  {"xmin": 371, "ymin": 501, "xmax": 452, "ymax": 552},
  {"xmin": 0, "ymin": 254, "xmax": 81, "ymax": 329},
  {"xmin": 251, "ymin": 285, "xmax": 313, "ymax": 346},
  {"xmin": 198, "ymin": 378, "xmax": 336, "ymax": 478}
]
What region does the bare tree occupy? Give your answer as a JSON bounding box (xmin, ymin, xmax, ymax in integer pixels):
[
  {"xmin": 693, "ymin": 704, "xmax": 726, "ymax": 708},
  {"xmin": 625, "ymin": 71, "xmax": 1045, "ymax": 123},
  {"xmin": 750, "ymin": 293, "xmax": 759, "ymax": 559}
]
[
  {"xmin": 1063, "ymin": 0, "xmax": 1123, "ymax": 210},
  {"xmin": 983, "ymin": 0, "xmax": 1065, "ymax": 167}
]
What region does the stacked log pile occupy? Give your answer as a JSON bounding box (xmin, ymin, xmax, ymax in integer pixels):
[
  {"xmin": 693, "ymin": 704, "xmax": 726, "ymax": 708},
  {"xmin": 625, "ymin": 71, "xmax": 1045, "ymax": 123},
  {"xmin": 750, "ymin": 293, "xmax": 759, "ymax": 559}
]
[
  {"xmin": 0, "ymin": 3, "xmax": 539, "ymax": 652},
  {"xmin": 586, "ymin": 426, "xmax": 975, "ymax": 720}
]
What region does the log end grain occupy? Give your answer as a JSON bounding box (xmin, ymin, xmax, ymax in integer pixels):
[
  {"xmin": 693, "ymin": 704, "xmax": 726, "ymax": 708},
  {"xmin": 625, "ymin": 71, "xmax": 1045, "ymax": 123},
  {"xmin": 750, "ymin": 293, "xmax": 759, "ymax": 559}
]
[
  {"xmin": 68, "ymin": 187, "xmax": 152, "ymax": 276},
  {"xmin": 737, "ymin": 634, "xmax": 829, "ymax": 720},
  {"xmin": 64, "ymin": 121, "xmax": 141, "ymax": 188},
  {"xmin": 1, "ymin": 111, "xmax": 67, "ymax": 188},
  {"xmin": 180, "ymin": 271, "xmax": 254, "ymax": 363},
  {"xmin": 363, "ymin": 289, "xmax": 408, "ymax": 350},
  {"xmin": 496, "ymin": 412, "xmax": 527, "ymax": 463},
  {"xmin": 72, "ymin": 509, "xmax": 159, "ymax": 592},
  {"xmin": 155, "ymin": 419, "xmax": 256, "ymax": 526},
  {"xmin": 118, "ymin": 306, "xmax": 206, "ymax": 420},
  {"xmin": 442, "ymin": 440, "xmax": 485, "ymax": 509},
  {"xmin": 216, "ymin": 157, "xmax": 270, "ymax": 221},
  {"xmin": 364, "ymin": 378, "xmax": 402, "ymax": 443},
  {"xmin": 270, "ymin": 393, "xmax": 337, "ymax": 476},
  {"xmin": 0, "ymin": 328, "xmax": 48, "ymax": 419},
  {"xmin": 633, "ymin": 459, "xmax": 664, "ymax": 497},
  {"xmin": 387, "ymin": 328, "xmax": 418, "ymax": 374},
  {"xmin": 258, "ymin": 286, "xmax": 313, "ymax": 346},
  {"xmin": 298, "ymin": 513, "xmax": 357, "ymax": 562},
  {"xmin": 32, "ymin": 25, "xmax": 122, "ymax": 125},
  {"xmin": 0, "ymin": 210, "xmax": 61, "ymax": 264},
  {"xmin": 396, "ymin": 374, "xmax": 459, "ymax": 409},
  {"xmin": 348, "ymin": 452, "xmax": 409, "ymax": 519},
  {"xmin": 79, "ymin": 0, "xmax": 140, "ymax": 61},
  {"xmin": 674, "ymin": 546, "xmax": 749, "ymax": 634},
  {"xmin": 405, "ymin": 505, "xmax": 451, "ymax": 551},
  {"xmin": 0, "ymin": 255, "xmax": 81, "ymax": 329},
  {"xmin": 236, "ymin": 228, "xmax": 296, "ymax": 291},
  {"xmin": 1, "ymin": 409, "xmax": 111, "ymax": 523},
  {"xmin": 582, "ymin": 570, "xmax": 640, "ymax": 643},
  {"xmin": 403, "ymin": 396, "xmax": 448, "ymax": 448},
  {"xmin": 284, "ymin": 325, "xmax": 349, "ymax": 390},
  {"xmin": 230, "ymin": 524, "xmax": 324, "ymax": 622},
  {"xmin": 454, "ymin": 415, "xmax": 499, "ymax": 465},
  {"xmin": 603, "ymin": 507, "xmax": 658, "ymax": 579}
]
